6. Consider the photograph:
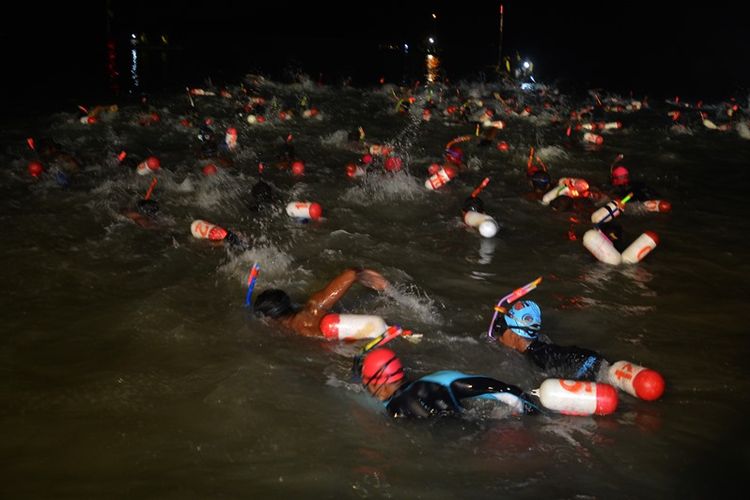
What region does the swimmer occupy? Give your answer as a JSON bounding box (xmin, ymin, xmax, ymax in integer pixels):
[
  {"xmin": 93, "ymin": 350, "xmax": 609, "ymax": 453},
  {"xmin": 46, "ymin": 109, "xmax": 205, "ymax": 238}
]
[
  {"xmin": 247, "ymin": 163, "xmax": 278, "ymax": 212},
  {"xmin": 490, "ymin": 300, "xmax": 609, "ymax": 381},
  {"xmin": 254, "ymin": 268, "xmax": 389, "ymax": 337},
  {"xmin": 609, "ymin": 166, "xmax": 660, "ymax": 202},
  {"xmin": 122, "ymin": 199, "xmax": 160, "ymax": 229},
  {"xmin": 524, "ymin": 171, "xmax": 552, "ymax": 202},
  {"xmin": 356, "ymin": 348, "xmax": 537, "ymax": 418}
]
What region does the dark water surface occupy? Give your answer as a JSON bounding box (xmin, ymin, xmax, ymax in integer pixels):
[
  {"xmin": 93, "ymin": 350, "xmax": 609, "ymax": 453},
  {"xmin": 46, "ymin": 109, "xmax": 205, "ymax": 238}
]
[{"xmin": 2, "ymin": 44, "xmax": 750, "ymax": 499}]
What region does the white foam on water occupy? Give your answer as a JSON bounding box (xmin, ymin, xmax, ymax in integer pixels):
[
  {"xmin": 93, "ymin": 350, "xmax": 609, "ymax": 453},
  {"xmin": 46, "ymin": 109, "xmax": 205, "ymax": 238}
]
[{"xmin": 340, "ymin": 170, "xmax": 424, "ymax": 205}]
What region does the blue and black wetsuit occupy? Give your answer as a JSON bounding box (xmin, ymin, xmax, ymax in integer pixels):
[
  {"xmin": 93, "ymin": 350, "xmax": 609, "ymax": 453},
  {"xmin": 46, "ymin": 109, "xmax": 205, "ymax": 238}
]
[
  {"xmin": 525, "ymin": 340, "xmax": 606, "ymax": 381},
  {"xmin": 383, "ymin": 370, "xmax": 536, "ymax": 419}
]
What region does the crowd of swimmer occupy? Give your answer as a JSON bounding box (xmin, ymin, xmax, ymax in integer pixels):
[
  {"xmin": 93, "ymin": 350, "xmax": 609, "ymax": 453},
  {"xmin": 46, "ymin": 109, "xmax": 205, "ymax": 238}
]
[{"xmin": 24, "ymin": 73, "xmax": 745, "ymax": 420}]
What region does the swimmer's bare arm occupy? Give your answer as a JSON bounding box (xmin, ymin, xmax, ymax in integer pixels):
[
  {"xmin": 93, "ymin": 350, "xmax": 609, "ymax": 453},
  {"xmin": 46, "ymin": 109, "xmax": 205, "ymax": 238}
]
[
  {"xmin": 287, "ymin": 268, "xmax": 389, "ymax": 337},
  {"xmin": 308, "ymin": 268, "xmax": 388, "ymax": 311}
]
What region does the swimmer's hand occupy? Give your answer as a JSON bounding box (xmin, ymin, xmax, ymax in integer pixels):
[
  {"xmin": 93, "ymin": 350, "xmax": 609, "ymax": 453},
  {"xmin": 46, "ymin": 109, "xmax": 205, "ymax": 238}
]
[{"xmin": 356, "ymin": 269, "xmax": 389, "ymax": 292}]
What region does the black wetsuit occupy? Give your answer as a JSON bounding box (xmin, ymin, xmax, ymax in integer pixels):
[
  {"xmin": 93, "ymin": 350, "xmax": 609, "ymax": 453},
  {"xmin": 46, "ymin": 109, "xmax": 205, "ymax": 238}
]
[
  {"xmin": 612, "ymin": 181, "xmax": 658, "ymax": 202},
  {"xmin": 383, "ymin": 371, "xmax": 535, "ymax": 419},
  {"xmin": 525, "ymin": 340, "xmax": 605, "ymax": 381}
]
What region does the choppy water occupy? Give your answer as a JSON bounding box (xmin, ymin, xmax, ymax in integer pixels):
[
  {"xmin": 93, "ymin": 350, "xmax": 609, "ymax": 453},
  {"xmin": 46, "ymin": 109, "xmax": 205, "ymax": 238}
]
[{"xmin": 2, "ymin": 68, "xmax": 750, "ymax": 499}]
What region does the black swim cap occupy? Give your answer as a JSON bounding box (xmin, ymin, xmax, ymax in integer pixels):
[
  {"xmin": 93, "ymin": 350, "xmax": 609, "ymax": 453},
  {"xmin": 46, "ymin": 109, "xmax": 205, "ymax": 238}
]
[
  {"xmin": 137, "ymin": 199, "xmax": 159, "ymax": 216},
  {"xmin": 463, "ymin": 196, "xmax": 485, "ymax": 213},
  {"xmin": 254, "ymin": 289, "xmax": 294, "ymax": 318},
  {"xmin": 531, "ymin": 171, "xmax": 551, "ymax": 190}
]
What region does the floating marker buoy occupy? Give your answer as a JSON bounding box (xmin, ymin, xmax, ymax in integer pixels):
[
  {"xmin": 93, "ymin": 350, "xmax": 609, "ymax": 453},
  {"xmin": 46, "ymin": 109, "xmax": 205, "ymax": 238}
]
[
  {"xmin": 496, "ymin": 141, "xmax": 509, "ymax": 152},
  {"xmin": 534, "ymin": 378, "xmax": 618, "ymax": 416},
  {"xmin": 286, "ymin": 201, "xmax": 322, "ymax": 220},
  {"xmin": 319, "ymin": 314, "xmax": 389, "ymax": 340},
  {"xmin": 202, "ymin": 164, "xmax": 218, "ymax": 176},
  {"xmin": 583, "ymin": 229, "xmax": 622, "ymax": 265},
  {"xmin": 190, "ymin": 219, "xmax": 228, "ymax": 241},
  {"xmin": 608, "ymin": 361, "xmax": 665, "ymax": 401},
  {"xmin": 620, "ymin": 231, "xmax": 658, "ymax": 264},
  {"xmin": 463, "ymin": 211, "xmax": 499, "ymax": 238}
]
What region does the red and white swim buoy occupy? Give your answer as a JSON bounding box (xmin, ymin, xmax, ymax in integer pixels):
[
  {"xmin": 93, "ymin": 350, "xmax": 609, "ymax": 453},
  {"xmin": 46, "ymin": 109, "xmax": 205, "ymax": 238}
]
[
  {"xmin": 463, "ymin": 211, "xmax": 499, "ymax": 238},
  {"xmin": 136, "ymin": 156, "xmax": 161, "ymax": 176},
  {"xmin": 541, "ymin": 185, "xmax": 569, "ymax": 206},
  {"xmin": 225, "ymin": 127, "xmax": 238, "ymax": 150},
  {"xmin": 286, "ymin": 201, "xmax": 322, "ymax": 220},
  {"xmin": 425, "ymin": 165, "xmax": 458, "ymax": 190},
  {"xmin": 190, "ymin": 219, "xmax": 228, "ymax": 241},
  {"xmin": 246, "ymin": 115, "xmax": 266, "ymax": 124},
  {"xmin": 319, "ymin": 314, "xmax": 389, "ymax": 340},
  {"xmin": 583, "ymin": 132, "xmax": 604, "ymax": 145},
  {"xmin": 608, "ymin": 361, "xmax": 665, "ymax": 401},
  {"xmin": 369, "ymin": 144, "xmax": 393, "ymax": 157},
  {"xmin": 533, "ymin": 378, "xmax": 618, "ymax": 416},
  {"xmin": 591, "ymin": 199, "xmax": 625, "ymax": 224},
  {"xmin": 345, "ymin": 162, "xmax": 366, "ymax": 178},
  {"xmin": 620, "ymin": 231, "xmax": 658, "ymax": 264},
  {"xmin": 583, "ymin": 229, "xmax": 622, "ymax": 265},
  {"xmin": 642, "ymin": 200, "xmax": 672, "ymax": 213}
]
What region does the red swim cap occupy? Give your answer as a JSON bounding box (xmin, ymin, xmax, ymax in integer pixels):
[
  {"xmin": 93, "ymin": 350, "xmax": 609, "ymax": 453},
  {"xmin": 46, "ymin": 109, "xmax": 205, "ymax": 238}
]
[
  {"xmin": 611, "ymin": 166, "xmax": 629, "ymax": 186},
  {"xmin": 361, "ymin": 348, "xmax": 404, "ymax": 386}
]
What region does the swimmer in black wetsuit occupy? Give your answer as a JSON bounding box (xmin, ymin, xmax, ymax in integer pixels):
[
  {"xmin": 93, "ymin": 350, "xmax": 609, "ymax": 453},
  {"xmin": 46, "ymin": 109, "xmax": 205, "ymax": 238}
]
[
  {"xmin": 357, "ymin": 348, "xmax": 537, "ymax": 418},
  {"xmin": 491, "ymin": 300, "xmax": 608, "ymax": 381},
  {"xmin": 609, "ymin": 166, "xmax": 659, "ymax": 202}
]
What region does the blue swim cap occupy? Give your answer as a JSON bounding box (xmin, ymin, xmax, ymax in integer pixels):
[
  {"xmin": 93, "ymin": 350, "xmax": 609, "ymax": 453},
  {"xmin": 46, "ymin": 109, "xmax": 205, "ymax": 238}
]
[{"xmin": 504, "ymin": 300, "xmax": 542, "ymax": 339}]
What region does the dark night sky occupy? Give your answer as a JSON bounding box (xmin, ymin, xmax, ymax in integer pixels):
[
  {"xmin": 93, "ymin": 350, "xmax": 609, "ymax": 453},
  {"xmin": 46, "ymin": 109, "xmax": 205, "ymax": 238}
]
[{"xmin": 1, "ymin": 1, "xmax": 748, "ymax": 102}]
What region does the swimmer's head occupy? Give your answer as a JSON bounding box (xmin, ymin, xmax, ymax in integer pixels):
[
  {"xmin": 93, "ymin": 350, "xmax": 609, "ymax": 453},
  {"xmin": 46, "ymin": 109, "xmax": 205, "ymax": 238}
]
[
  {"xmin": 254, "ymin": 289, "xmax": 294, "ymax": 319},
  {"xmin": 137, "ymin": 199, "xmax": 159, "ymax": 216},
  {"xmin": 531, "ymin": 171, "xmax": 551, "ymax": 191},
  {"xmin": 361, "ymin": 348, "xmax": 404, "ymax": 390},
  {"xmin": 463, "ymin": 196, "xmax": 484, "ymax": 213},
  {"xmin": 445, "ymin": 146, "xmax": 464, "ymax": 165},
  {"xmin": 502, "ymin": 300, "xmax": 542, "ymax": 339},
  {"xmin": 611, "ymin": 166, "xmax": 630, "ymax": 186}
]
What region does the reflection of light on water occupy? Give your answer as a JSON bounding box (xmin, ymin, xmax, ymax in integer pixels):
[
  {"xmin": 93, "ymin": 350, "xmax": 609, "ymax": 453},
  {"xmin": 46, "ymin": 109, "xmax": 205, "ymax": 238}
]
[
  {"xmin": 131, "ymin": 49, "xmax": 139, "ymax": 89},
  {"xmin": 479, "ymin": 238, "xmax": 496, "ymax": 265},
  {"xmin": 426, "ymin": 54, "xmax": 440, "ymax": 83}
]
